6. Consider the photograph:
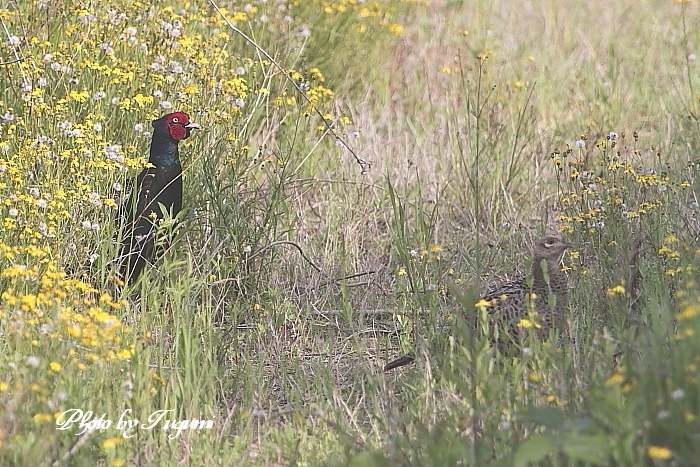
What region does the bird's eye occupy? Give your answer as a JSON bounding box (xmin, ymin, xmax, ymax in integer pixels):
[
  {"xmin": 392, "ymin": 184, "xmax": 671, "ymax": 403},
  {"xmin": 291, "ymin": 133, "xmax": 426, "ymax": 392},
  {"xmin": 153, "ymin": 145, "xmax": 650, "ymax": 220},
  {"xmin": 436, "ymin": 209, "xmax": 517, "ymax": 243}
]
[
  {"xmin": 172, "ymin": 117, "xmax": 179, "ymax": 123},
  {"xmin": 544, "ymin": 241, "xmax": 554, "ymax": 248}
]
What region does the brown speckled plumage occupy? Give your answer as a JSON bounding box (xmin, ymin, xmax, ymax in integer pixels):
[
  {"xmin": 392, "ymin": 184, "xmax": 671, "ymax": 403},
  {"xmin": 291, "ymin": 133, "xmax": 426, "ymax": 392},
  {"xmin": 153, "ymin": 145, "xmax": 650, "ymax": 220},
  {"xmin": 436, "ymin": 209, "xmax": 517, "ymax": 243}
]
[{"xmin": 384, "ymin": 235, "xmax": 573, "ymax": 371}]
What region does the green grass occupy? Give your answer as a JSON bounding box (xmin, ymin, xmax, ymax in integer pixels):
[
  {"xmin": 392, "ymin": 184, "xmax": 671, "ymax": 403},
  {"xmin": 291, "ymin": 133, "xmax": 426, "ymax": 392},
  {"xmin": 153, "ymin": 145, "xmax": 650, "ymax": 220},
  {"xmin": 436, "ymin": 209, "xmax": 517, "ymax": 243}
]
[{"xmin": 1, "ymin": 0, "xmax": 700, "ymax": 465}]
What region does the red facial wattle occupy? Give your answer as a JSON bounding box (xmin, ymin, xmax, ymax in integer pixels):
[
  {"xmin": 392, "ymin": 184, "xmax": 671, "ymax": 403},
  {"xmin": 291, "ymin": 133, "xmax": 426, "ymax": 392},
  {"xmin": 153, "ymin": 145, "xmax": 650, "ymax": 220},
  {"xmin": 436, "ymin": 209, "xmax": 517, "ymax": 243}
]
[
  {"xmin": 169, "ymin": 124, "xmax": 187, "ymax": 141},
  {"xmin": 162, "ymin": 112, "xmax": 200, "ymax": 141}
]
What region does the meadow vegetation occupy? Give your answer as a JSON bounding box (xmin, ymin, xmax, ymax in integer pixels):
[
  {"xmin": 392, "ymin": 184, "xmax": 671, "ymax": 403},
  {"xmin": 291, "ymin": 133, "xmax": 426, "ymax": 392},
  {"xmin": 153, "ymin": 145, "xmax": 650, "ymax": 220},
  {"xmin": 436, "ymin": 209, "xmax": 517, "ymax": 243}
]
[{"xmin": 1, "ymin": 0, "xmax": 700, "ymax": 465}]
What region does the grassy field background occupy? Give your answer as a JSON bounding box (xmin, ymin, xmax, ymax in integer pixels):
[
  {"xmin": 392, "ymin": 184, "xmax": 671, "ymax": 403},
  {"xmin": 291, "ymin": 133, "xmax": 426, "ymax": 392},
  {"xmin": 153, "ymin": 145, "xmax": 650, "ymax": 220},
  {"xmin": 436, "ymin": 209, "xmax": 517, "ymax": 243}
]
[{"xmin": 1, "ymin": 0, "xmax": 700, "ymax": 465}]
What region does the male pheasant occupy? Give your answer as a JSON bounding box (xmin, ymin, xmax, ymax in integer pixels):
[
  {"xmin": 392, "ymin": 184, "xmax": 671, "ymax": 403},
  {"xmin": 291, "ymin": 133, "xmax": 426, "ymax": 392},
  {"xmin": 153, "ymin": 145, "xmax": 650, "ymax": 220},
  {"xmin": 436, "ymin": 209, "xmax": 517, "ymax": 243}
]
[
  {"xmin": 384, "ymin": 235, "xmax": 573, "ymax": 371},
  {"xmin": 117, "ymin": 112, "xmax": 200, "ymax": 284}
]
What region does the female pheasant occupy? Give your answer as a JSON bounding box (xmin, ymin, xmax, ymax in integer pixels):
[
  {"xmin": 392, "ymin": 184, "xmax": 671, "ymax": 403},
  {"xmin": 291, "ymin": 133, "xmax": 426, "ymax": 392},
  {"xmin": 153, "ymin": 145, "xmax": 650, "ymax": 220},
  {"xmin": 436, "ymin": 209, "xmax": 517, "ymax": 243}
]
[
  {"xmin": 118, "ymin": 112, "xmax": 200, "ymax": 284},
  {"xmin": 384, "ymin": 235, "xmax": 573, "ymax": 371}
]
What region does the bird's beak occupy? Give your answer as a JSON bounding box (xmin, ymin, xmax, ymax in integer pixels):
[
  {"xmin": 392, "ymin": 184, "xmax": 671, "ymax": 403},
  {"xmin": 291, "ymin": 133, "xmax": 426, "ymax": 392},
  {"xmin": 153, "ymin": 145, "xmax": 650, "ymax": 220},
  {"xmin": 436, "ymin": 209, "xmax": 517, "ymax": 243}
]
[
  {"xmin": 563, "ymin": 240, "xmax": 574, "ymax": 249},
  {"xmin": 185, "ymin": 122, "xmax": 201, "ymax": 130}
]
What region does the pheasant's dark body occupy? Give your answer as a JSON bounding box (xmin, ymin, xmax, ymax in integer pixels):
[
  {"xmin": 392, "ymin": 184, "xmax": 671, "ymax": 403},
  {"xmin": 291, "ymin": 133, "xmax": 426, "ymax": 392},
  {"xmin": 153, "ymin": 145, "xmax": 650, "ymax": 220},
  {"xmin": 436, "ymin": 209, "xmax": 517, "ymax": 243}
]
[
  {"xmin": 384, "ymin": 235, "xmax": 573, "ymax": 371},
  {"xmin": 118, "ymin": 112, "xmax": 199, "ymax": 284}
]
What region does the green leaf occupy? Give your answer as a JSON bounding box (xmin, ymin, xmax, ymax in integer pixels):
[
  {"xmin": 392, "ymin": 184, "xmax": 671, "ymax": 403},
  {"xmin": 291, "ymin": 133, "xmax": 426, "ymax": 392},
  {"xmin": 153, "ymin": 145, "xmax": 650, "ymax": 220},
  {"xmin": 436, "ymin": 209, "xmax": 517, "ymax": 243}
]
[
  {"xmin": 560, "ymin": 434, "xmax": 610, "ymax": 465},
  {"xmin": 513, "ymin": 436, "xmax": 555, "ymax": 467},
  {"xmin": 348, "ymin": 452, "xmax": 390, "ymax": 467},
  {"xmin": 517, "ymin": 406, "xmax": 565, "ymax": 430}
]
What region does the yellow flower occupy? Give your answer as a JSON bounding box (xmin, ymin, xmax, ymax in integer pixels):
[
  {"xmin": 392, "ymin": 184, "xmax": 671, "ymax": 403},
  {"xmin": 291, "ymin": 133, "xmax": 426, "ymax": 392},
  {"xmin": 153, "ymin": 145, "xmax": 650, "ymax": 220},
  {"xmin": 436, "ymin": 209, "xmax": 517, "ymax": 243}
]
[
  {"xmin": 605, "ymin": 373, "xmax": 624, "ymax": 386},
  {"xmin": 474, "ymin": 299, "xmax": 490, "ymax": 308},
  {"xmin": 102, "ymin": 437, "xmax": 121, "ymax": 449},
  {"xmin": 517, "ymin": 319, "xmax": 540, "ymax": 329},
  {"xmin": 49, "ymin": 362, "xmax": 61, "ymax": 372},
  {"xmin": 33, "ymin": 413, "xmax": 53, "ymax": 424},
  {"xmin": 606, "ymin": 285, "xmax": 626, "ymax": 297},
  {"xmin": 132, "ymin": 93, "xmax": 153, "ymax": 107},
  {"xmin": 388, "ymin": 24, "xmax": 404, "ymax": 36},
  {"xmin": 647, "ymin": 446, "xmax": 672, "ymax": 460},
  {"xmin": 183, "ymin": 84, "xmax": 198, "ymax": 95}
]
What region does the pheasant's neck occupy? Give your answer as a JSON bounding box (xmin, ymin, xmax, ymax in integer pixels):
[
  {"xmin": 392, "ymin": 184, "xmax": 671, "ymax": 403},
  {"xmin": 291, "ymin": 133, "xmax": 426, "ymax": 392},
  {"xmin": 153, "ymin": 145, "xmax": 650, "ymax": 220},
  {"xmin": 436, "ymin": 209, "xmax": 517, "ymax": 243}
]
[
  {"xmin": 530, "ymin": 257, "xmax": 563, "ymax": 284},
  {"xmin": 149, "ymin": 136, "xmax": 181, "ymax": 170}
]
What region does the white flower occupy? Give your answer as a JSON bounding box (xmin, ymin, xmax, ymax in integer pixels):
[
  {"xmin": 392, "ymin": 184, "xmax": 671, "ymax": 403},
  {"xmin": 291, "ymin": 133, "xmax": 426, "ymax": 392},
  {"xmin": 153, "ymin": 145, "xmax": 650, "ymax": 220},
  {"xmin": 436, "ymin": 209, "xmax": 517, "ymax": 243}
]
[
  {"xmin": 608, "ymin": 131, "xmax": 619, "ymax": 141},
  {"xmin": 25, "ymin": 356, "xmax": 40, "ymax": 367},
  {"xmin": 160, "ymin": 101, "xmax": 172, "ymax": 109},
  {"xmin": 81, "ymin": 220, "xmax": 92, "ymax": 229},
  {"xmin": 657, "ymin": 410, "xmax": 670, "ymax": 420},
  {"xmin": 37, "ymin": 199, "xmax": 47, "ymax": 209},
  {"xmin": 104, "ymin": 145, "xmax": 124, "ymax": 163},
  {"xmin": 92, "ymin": 91, "xmax": 106, "ymax": 100},
  {"xmin": 8, "ymin": 208, "xmax": 18, "ymax": 217},
  {"xmin": 671, "ymin": 389, "xmax": 685, "ymax": 400},
  {"xmin": 575, "ymin": 140, "xmax": 585, "ymax": 148},
  {"xmin": 133, "ymin": 123, "xmax": 144, "ymax": 132},
  {"xmin": 93, "ymin": 123, "xmax": 102, "ymax": 132},
  {"xmin": 89, "ymin": 192, "xmax": 101, "ymax": 206},
  {"xmin": 251, "ymin": 408, "xmax": 267, "ymax": 418},
  {"xmin": 522, "ymin": 347, "xmax": 533, "ymax": 357}
]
